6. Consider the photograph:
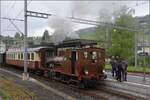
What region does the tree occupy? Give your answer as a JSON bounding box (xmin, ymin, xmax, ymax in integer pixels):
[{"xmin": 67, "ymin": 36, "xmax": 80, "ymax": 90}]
[
  {"xmin": 95, "ymin": 5, "xmax": 136, "ymax": 62},
  {"xmin": 95, "ymin": 26, "xmax": 109, "ymax": 48},
  {"xmin": 108, "ymin": 6, "xmax": 136, "ymax": 61},
  {"xmin": 14, "ymin": 32, "xmax": 21, "ymax": 39},
  {"xmin": 42, "ymin": 30, "xmax": 49, "ymax": 42},
  {"xmin": 41, "ymin": 30, "xmax": 52, "ymax": 43}
]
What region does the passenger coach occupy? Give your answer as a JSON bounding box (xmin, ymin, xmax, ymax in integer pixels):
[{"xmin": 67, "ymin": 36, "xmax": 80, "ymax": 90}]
[{"xmin": 6, "ymin": 46, "xmax": 54, "ymax": 70}]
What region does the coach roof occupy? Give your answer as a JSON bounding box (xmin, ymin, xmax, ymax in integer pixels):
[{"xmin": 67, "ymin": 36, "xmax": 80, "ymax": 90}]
[{"xmin": 6, "ymin": 46, "xmax": 53, "ymax": 53}]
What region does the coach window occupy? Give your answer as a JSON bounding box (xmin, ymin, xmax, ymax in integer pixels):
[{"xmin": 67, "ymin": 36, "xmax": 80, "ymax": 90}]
[
  {"xmin": 90, "ymin": 51, "xmax": 97, "ymax": 59},
  {"xmin": 18, "ymin": 53, "xmax": 20, "ymax": 60},
  {"xmin": 59, "ymin": 50, "xmax": 64, "ymax": 56},
  {"xmin": 15, "ymin": 53, "xmax": 17, "ymax": 59},
  {"xmin": 11, "ymin": 54, "xmax": 13, "ymax": 59},
  {"xmin": 21, "ymin": 53, "xmax": 23, "ymax": 60},
  {"xmin": 9, "ymin": 54, "xmax": 10, "ymax": 59},
  {"xmin": 93, "ymin": 52, "xmax": 97, "ymax": 59},
  {"xmin": 9, "ymin": 54, "xmax": 11, "ymax": 59},
  {"xmin": 28, "ymin": 53, "xmax": 30, "ymax": 60},
  {"xmin": 83, "ymin": 52, "xmax": 88, "ymax": 59},
  {"xmin": 31, "ymin": 53, "xmax": 34, "ymax": 60},
  {"xmin": 8, "ymin": 54, "xmax": 9, "ymax": 59},
  {"xmin": 13, "ymin": 53, "xmax": 15, "ymax": 59}
]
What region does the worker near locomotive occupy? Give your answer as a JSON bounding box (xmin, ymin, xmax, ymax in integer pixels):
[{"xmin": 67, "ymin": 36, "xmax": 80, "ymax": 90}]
[
  {"xmin": 110, "ymin": 56, "xmax": 128, "ymax": 82},
  {"xmin": 1, "ymin": 39, "xmax": 107, "ymax": 88}
]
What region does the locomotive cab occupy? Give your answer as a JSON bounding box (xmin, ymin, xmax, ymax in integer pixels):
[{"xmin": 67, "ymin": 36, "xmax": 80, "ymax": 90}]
[{"xmin": 79, "ymin": 48, "xmax": 107, "ymax": 84}]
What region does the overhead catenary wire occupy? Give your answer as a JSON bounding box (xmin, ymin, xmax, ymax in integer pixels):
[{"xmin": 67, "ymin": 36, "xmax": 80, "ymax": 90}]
[
  {"xmin": 2, "ymin": 0, "xmax": 149, "ymax": 37},
  {"xmin": 1, "ymin": 17, "xmax": 24, "ymax": 21},
  {"xmin": 3, "ymin": 0, "xmax": 32, "ymax": 34},
  {"xmin": 4, "ymin": 1, "xmax": 16, "ymax": 18}
]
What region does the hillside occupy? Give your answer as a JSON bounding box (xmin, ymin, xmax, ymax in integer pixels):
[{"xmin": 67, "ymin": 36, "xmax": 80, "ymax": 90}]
[
  {"xmin": 75, "ymin": 27, "xmax": 97, "ymax": 40},
  {"xmin": 75, "ymin": 15, "xmax": 150, "ymax": 41}
]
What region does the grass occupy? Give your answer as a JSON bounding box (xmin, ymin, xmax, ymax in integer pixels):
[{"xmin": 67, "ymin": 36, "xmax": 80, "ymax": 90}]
[
  {"xmin": 0, "ymin": 89, "xmax": 10, "ymax": 100},
  {"xmin": 105, "ymin": 64, "xmax": 150, "ymax": 73},
  {"xmin": 0, "ymin": 77, "xmax": 35, "ymax": 100}
]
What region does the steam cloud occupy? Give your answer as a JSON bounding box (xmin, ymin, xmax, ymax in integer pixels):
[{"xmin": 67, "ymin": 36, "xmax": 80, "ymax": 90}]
[
  {"xmin": 49, "ymin": 16, "xmax": 74, "ymax": 44},
  {"xmin": 48, "ymin": 1, "xmax": 136, "ymax": 43},
  {"xmin": 71, "ymin": 1, "xmax": 134, "ymax": 22}
]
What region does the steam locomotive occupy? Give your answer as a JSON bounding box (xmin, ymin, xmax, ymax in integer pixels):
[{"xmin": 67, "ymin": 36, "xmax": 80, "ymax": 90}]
[{"xmin": 3, "ymin": 39, "xmax": 107, "ymax": 88}]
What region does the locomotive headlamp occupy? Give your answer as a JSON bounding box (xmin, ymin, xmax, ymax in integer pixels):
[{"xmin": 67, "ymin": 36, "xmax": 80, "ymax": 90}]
[
  {"xmin": 84, "ymin": 70, "xmax": 89, "ymax": 75},
  {"xmin": 103, "ymin": 69, "xmax": 106, "ymax": 73}
]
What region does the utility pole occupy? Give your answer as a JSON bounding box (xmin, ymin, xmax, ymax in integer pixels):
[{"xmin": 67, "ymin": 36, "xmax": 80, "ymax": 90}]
[
  {"xmin": 143, "ymin": 28, "xmax": 146, "ymax": 81},
  {"xmin": 22, "ymin": 0, "xmax": 52, "ymax": 80},
  {"xmin": 0, "ymin": 0, "xmax": 1, "ymax": 44},
  {"xmin": 105, "ymin": 26, "xmax": 109, "ymax": 49},
  {"xmin": 22, "ymin": 0, "xmax": 29, "ymax": 80},
  {"xmin": 0, "ymin": 0, "xmax": 1, "ymax": 68},
  {"xmin": 0, "ymin": 0, "xmax": 1, "ymax": 38},
  {"xmin": 134, "ymin": 31, "xmax": 138, "ymax": 68}
]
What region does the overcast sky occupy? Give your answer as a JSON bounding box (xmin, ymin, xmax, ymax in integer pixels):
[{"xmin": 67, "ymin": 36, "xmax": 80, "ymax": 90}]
[{"xmin": 1, "ymin": 0, "xmax": 149, "ymax": 37}]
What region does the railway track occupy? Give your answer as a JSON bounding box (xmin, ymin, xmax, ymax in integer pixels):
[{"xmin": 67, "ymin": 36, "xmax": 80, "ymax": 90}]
[{"xmin": 0, "ymin": 66, "xmax": 144, "ymax": 100}]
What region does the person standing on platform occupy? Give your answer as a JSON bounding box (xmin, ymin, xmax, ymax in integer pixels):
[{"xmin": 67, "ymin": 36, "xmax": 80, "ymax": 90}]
[
  {"xmin": 122, "ymin": 59, "xmax": 128, "ymax": 81},
  {"xmin": 116, "ymin": 58, "xmax": 122, "ymax": 82},
  {"xmin": 110, "ymin": 56, "xmax": 117, "ymax": 77}
]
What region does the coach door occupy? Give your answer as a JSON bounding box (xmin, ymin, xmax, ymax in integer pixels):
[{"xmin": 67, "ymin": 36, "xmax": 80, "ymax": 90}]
[{"xmin": 71, "ymin": 51, "xmax": 77, "ymax": 74}]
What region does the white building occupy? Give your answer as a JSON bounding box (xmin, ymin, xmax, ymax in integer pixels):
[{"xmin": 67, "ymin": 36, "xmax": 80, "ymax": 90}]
[
  {"xmin": 0, "ymin": 42, "xmax": 6, "ymax": 53},
  {"xmin": 137, "ymin": 42, "xmax": 150, "ymax": 55}
]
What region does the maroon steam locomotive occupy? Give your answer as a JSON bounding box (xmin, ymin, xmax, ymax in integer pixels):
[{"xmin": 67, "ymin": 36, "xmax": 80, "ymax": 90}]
[{"xmin": 5, "ymin": 39, "xmax": 106, "ymax": 88}]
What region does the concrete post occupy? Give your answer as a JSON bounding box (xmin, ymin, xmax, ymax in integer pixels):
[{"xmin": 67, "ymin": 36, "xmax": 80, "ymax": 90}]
[{"xmin": 23, "ymin": 0, "xmax": 29, "ymax": 80}]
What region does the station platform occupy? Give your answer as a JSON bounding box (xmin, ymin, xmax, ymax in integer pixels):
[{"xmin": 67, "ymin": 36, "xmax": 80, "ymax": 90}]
[
  {"xmin": 101, "ymin": 71, "xmax": 150, "ymax": 99},
  {"xmin": 106, "ymin": 71, "xmax": 150, "ymax": 86}
]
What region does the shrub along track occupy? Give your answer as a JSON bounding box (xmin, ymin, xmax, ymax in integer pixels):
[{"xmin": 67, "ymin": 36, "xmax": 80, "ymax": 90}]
[{"xmin": 1, "ymin": 66, "xmax": 144, "ymax": 100}]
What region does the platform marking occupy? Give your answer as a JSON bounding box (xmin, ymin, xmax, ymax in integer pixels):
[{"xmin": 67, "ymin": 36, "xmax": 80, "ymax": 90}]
[
  {"xmin": 0, "ymin": 68, "xmax": 76, "ymax": 100},
  {"xmin": 106, "ymin": 78, "xmax": 150, "ymax": 88},
  {"xmin": 106, "ymin": 72, "xmax": 150, "ymax": 81}
]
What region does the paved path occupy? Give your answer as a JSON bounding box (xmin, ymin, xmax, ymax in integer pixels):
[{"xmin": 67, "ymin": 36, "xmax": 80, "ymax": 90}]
[{"xmin": 106, "ymin": 71, "xmax": 150, "ymax": 86}]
